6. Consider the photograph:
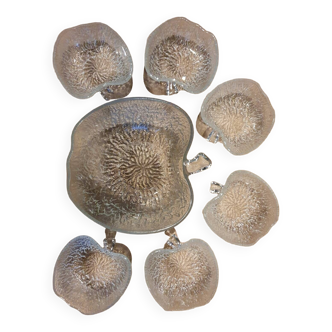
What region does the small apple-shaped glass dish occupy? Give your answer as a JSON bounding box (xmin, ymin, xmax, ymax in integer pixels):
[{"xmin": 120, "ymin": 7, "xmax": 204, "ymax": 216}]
[
  {"xmin": 53, "ymin": 233, "xmax": 132, "ymax": 315},
  {"xmin": 67, "ymin": 97, "xmax": 212, "ymax": 234},
  {"xmin": 197, "ymin": 79, "xmax": 275, "ymax": 155},
  {"xmin": 53, "ymin": 22, "xmax": 133, "ymax": 100},
  {"xmin": 203, "ymin": 170, "xmax": 279, "ymax": 246},
  {"xmin": 144, "ymin": 17, "xmax": 218, "ymax": 96}
]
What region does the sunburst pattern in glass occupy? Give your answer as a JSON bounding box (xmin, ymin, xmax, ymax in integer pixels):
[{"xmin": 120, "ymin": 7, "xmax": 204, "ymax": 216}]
[
  {"xmin": 62, "ymin": 41, "xmax": 126, "ymax": 94},
  {"xmin": 150, "ymin": 35, "xmax": 211, "ymax": 89}
]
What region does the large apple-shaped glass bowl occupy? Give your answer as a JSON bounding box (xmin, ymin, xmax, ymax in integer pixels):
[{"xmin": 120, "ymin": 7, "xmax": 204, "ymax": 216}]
[{"xmin": 67, "ymin": 97, "xmax": 211, "ymax": 234}]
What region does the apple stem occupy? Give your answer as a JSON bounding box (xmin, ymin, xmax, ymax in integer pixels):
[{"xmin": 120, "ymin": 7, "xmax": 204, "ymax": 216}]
[
  {"xmin": 103, "ymin": 229, "xmax": 116, "ymax": 251},
  {"xmin": 103, "ymin": 228, "xmax": 133, "ymax": 264},
  {"xmin": 164, "ymin": 227, "xmax": 181, "ymax": 249}
]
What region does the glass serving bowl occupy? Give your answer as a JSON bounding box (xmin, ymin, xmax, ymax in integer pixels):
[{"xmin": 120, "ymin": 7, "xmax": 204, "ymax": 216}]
[
  {"xmin": 53, "ymin": 22, "xmax": 133, "ymax": 100},
  {"xmin": 67, "ymin": 97, "xmax": 211, "ymax": 234},
  {"xmin": 144, "ymin": 17, "xmax": 218, "ymax": 95}
]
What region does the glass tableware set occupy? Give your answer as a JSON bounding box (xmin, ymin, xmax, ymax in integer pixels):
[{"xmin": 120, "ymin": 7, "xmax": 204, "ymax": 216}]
[{"xmin": 53, "ymin": 17, "xmax": 279, "ymax": 314}]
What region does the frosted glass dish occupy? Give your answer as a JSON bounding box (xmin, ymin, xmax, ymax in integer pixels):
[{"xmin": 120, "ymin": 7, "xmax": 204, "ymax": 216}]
[
  {"xmin": 197, "ymin": 79, "xmax": 275, "ymax": 155},
  {"xmin": 53, "ymin": 236, "xmax": 131, "ymax": 315},
  {"xmin": 145, "ymin": 238, "xmax": 218, "ymax": 311},
  {"xmin": 144, "ymin": 17, "xmax": 218, "ymax": 95},
  {"xmin": 53, "ymin": 22, "xmax": 133, "ymax": 100},
  {"xmin": 203, "ymin": 171, "xmax": 279, "ymax": 246},
  {"xmin": 67, "ymin": 97, "xmax": 212, "ymax": 234}
]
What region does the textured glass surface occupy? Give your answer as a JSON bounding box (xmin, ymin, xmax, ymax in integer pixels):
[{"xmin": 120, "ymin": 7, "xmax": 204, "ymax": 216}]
[
  {"xmin": 68, "ymin": 97, "xmax": 211, "ymax": 234},
  {"xmin": 145, "ymin": 239, "xmax": 218, "ymax": 311},
  {"xmin": 197, "ymin": 79, "xmax": 275, "ymax": 155},
  {"xmin": 143, "ymin": 68, "xmax": 183, "ymax": 96},
  {"xmin": 53, "ymin": 23, "xmax": 133, "ymax": 100},
  {"xmin": 100, "ymin": 78, "xmax": 132, "ymax": 101},
  {"xmin": 53, "ymin": 236, "xmax": 131, "ymax": 315},
  {"xmin": 203, "ymin": 171, "xmax": 279, "ymax": 246},
  {"xmin": 144, "ymin": 17, "xmax": 218, "ymax": 95}
]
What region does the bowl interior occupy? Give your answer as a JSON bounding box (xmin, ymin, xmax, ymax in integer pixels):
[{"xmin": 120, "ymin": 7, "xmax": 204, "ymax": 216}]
[
  {"xmin": 68, "ymin": 98, "xmax": 194, "ymax": 234},
  {"xmin": 145, "ymin": 17, "xmax": 218, "ymax": 94},
  {"xmin": 200, "ymin": 79, "xmax": 275, "ymax": 155},
  {"xmin": 54, "ymin": 22, "xmax": 133, "ymax": 99},
  {"xmin": 203, "ymin": 170, "xmax": 279, "ymax": 245}
]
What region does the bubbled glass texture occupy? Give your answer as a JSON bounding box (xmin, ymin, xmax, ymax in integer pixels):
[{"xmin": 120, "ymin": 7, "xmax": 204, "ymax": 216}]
[
  {"xmin": 145, "ymin": 239, "xmax": 218, "ymax": 311},
  {"xmin": 203, "ymin": 171, "xmax": 279, "ymax": 246},
  {"xmin": 67, "ymin": 98, "xmax": 195, "ymax": 234},
  {"xmin": 144, "ymin": 17, "xmax": 218, "ymax": 95},
  {"xmin": 53, "ymin": 22, "xmax": 133, "ymax": 99},
  {"xmin": 197, "ymin": 79, "xmax": 275, "ymax": 155},
  {"xmin": 53, "ymin": 236, "xmax": 131, "ymax": 315}
]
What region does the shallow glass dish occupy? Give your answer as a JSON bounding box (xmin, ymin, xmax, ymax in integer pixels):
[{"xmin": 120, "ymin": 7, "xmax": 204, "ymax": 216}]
[
  {"xmin": 145, "ymin": 237, "xmax": 218, "ymax": 311},
  {"xmin": 197, "ymin": 79, "xmax": 275, "ymax": 155},
  {"xmin": 67, "ymin": 98, "xmax": 211, "ymax": 234},
  {"xmin": 53, "ymin": 235, "xmax": 131, "ymax": 315},
  {"xmin": 203, "ymin": 170, "xmax": 279, "ymax": 246},
  {"xmin": 144, "ymin": 17, "xmax": 218, "ymax": 95},
  {"xmin": 53, "ymin": 22, "xmax": 133, "ymax": 100}
]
